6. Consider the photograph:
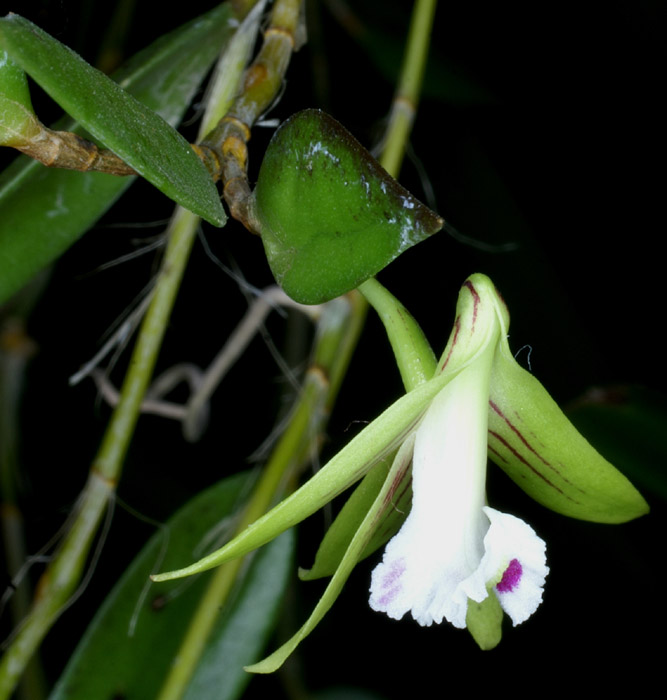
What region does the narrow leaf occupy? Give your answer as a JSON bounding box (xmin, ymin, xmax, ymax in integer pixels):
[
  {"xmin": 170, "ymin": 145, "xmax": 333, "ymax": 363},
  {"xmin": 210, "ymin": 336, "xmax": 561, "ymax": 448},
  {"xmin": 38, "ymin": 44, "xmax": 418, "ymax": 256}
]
[
  {"xmin": 0, "ymin": 13, "xmax": 225, "ymax": 224},
  {"xmin": 0, "ymin": 3, "xmax": 234, "ymax": 305},
  {"xmin": 50, "ymin": 473, "xmax": 294, "ymax": 700}
]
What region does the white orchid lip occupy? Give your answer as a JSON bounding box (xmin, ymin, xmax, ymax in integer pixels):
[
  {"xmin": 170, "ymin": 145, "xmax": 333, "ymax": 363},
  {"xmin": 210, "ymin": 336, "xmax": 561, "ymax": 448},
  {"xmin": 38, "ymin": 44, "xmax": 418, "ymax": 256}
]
[{"xmin": 369, "ymin": 313, "xmax": 549, "ymax": 630}]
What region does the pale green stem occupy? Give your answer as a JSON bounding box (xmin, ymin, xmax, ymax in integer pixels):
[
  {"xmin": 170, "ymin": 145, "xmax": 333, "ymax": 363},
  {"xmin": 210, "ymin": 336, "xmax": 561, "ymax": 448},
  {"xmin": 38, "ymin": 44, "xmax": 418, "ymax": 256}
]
[
  {"xmin": 0, "ymin": 206, "xmax": 199, "ymax": 700},
  {"xmin": 379, "ymin": 0, "xmax": 437, "ymax": 177},
  {"xmin": 0, "ymin": 5, "xmax": 262, "ymax": 693},
  {"xmin": 159, "ymin": 0, "xmax": 438, "ymax": 691},
  {"xmin": 357, "ymin": 278, "xmax": 435, "ymax": 391},
  {"xmin": 360, "ymin": 0, "xmax": 439, "ymax": 389},
  {"xmin": 156, "ymin": 292, "xmax": 366, "ymax": 700}
]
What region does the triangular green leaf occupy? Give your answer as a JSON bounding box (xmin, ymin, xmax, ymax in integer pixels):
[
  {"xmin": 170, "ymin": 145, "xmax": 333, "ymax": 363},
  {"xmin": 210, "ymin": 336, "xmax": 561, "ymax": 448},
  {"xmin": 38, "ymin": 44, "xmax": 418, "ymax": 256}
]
[{"xmin": 252, "ymin": 109, "xmax": 444, "ymax": 304}]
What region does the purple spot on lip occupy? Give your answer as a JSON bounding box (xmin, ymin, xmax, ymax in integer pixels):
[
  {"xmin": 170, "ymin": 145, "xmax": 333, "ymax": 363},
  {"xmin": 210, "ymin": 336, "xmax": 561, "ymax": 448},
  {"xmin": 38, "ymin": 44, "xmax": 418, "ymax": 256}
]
[{"xmin": 496, "ymin": 558, "xmax": 522, "ymax": 593}]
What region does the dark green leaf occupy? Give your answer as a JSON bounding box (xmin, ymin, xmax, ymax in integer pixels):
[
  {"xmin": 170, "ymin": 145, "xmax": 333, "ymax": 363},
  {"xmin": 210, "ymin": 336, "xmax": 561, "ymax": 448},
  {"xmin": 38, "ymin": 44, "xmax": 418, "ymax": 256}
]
[
  {"xmin": 252, "ymin": 109, "xmax": 443, "ymax": 304},
  {"xmin": 0, "ymin": 3, "xmax": 234, "ymax": 306},
  {"xmin": 0, "ymin": 13, "xmax": 224, "ymax": 225},
  {"xmin": 566, "ymin": 385, "xmax": 667, "ymax": 503},
  {"xmin": 50, "ymin": 473, "xmax": 294, "ymax": 700}
]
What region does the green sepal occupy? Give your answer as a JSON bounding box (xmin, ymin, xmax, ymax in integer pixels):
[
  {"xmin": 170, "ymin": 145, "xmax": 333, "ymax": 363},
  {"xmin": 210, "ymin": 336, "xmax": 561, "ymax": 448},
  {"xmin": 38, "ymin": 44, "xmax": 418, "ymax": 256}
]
[
  {"xmin": 465, "ymin": 592, "xmax": 503, "ymax": 650},
  {"xmin": 0, "ymin": 13, "xmax": 224, "ymax": 225},
  {"xmin": 245, "ymin": 433, "xmax": 415, "ymax": 674},
  {"xmin": 300, "ymin": 452, "xmax": 411, "ymax": 581},
  {"xmin": 440, "ymin": 274, "xmax": 648, "ymax": 523},
  {"xmin": 251, "ymin": 109, "xmax": 444, "ymax": 304},
  {"xmin": 0, "ymin": 49, "xmax": 39, "ymax": 146},
  {"xmin": 151, "ymin": 371, "xmax": 454, "ymax": 583},
  {"xmin": 0, "ymin": 3, "xmax": 234, "ymax": 306},
  {"xmin": 487, "ymin": 338, "xmax": 650, "ymax": 523}
]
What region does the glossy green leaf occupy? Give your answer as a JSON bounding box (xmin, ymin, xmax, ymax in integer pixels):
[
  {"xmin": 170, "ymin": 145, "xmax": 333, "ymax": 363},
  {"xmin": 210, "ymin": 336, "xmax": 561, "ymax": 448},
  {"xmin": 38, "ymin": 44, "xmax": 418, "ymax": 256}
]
[
  {"xmin": 251, "ymin": 109, "xmax": 444, "ymax": 304},
  {"xmin": 0, "ymin": 14, "xmax": 224, "ymax": 225},
  {"xmin": 50, "ymin": 473, "xmax": 294, "ymax": 700},
  {"xmin": 0, "ymin": 3, "xmax": 233, "ymax": 306}
]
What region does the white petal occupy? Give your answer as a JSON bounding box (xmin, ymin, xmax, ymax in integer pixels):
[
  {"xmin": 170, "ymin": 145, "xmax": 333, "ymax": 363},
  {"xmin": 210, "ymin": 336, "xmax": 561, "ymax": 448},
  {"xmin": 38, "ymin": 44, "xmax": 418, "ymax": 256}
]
[
  {"xmin": 478, "ymin": 506, "xmax": 549, "ymax": 625},
  {"xmin": 369, "ymin": 336, "xmax": 496, "ymax": 628}
]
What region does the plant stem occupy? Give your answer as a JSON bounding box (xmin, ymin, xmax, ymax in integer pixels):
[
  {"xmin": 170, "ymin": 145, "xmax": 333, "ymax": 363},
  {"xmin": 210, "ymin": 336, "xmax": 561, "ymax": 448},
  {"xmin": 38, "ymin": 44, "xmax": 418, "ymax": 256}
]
[
  {"xmin": 156, "ymin": 292, "xmax": 366, "ymax": 700},
  {"xmin": 0, "ymin": 206, "xmax": 198, "ymax": 700},
  {"xmin": 378, "ymin": 0, "xmax": 438, "ymax": 178},
  {"xmin": 0, "ymin": 5, "xmax": 262, "ymax": 694},
  {"xmin": 360, "ymin": 0, "xmax": 439, "ymax": 390},
  {"xmin": 357, "ymin": 278, "xmax": 435, "ymax": 391}
]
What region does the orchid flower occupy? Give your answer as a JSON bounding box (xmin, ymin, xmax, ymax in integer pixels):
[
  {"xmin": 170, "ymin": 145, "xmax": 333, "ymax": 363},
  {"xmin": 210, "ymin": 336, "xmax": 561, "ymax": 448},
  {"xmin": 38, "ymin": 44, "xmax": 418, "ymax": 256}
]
[
  {"xmin": 368, "ymin": 297, "xmax": 548, "ymax": 629},
  {"xmin": 152, "ymin": 274, "xmax": 648, "ymax": 671}
]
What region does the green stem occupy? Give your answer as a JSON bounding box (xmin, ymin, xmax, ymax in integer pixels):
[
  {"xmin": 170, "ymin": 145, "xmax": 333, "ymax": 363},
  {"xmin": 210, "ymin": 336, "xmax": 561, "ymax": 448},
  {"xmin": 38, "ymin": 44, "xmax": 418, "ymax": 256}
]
[
  {"xmin": 357, "ymin": 278, "xmax": 435, "ymax": 391},
  {"xmin": 156, "ymin": 292, "xmax": 366, "ymax": 700},
  {"xmin": 157, "ymin": 0, "xmax": 437, "ymax": 692},
  {"xmin": 0, "ymin": 9, "xmax": 261, "ymax": 696},
  {"xmin": 0, "ymin": 207, "xmax": 199, "ymax": 700},
  {"xmin": 378, "ymin": 0, "xmax": 438, "ymax": 177},
  {"xmin": 361, "ymin": 0, "xmax": 439, "ymax": 390}
]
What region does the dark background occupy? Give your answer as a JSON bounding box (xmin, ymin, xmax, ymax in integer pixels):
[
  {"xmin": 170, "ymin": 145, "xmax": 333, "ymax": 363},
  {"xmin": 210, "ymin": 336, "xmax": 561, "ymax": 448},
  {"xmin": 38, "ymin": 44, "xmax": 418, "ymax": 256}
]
[{"xmin": 3, "ymin": 1, "xmax": 664, "ymax": 697}]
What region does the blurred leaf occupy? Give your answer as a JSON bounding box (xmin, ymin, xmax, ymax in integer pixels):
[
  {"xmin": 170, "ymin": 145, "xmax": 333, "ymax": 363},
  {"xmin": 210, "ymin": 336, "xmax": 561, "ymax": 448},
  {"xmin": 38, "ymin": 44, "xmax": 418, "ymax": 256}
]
[
  {"xmin": 252, "ymin": 109, "xmax": 443, "ymax": 304},
  {"xmin": 566, "ymin": 385, "xmax": 667, "ymax": 503},
  {"xmin": 0, "ymin": 13, "xmax": 224, "ymax": 225},
  {"xmin": 0, "ymin": 3, "xmax": 234, "ymax": 306},
  {"xmin": 50, "ymin": 472, "xmax": 294, "ymax": 700}
]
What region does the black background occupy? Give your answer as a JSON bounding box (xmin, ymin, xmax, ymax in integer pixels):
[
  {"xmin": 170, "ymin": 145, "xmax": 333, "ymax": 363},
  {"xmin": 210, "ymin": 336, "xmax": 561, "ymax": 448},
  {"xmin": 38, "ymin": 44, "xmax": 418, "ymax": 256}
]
[{"xmin": 2, "ymin": 1, "xmax": 664, "ymax": 697}]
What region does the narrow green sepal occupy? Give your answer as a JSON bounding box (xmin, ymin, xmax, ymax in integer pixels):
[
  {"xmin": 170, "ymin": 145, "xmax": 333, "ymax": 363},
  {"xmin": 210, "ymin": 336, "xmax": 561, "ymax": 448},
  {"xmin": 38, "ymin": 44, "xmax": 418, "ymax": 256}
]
[
  {"xmin": 245, "ymin": 435, "xmax": 415, "ymax": 674},
  {"xmin": 251, "ymin": 109, "xmax": 444, "ymax": 304},
  {"xmin": 300, "ymin": 452, "xmax": 411, "ymax": 581},
  {"xmin": 152, "ymin": 370, "xmax": 452, "ymax": 582}
]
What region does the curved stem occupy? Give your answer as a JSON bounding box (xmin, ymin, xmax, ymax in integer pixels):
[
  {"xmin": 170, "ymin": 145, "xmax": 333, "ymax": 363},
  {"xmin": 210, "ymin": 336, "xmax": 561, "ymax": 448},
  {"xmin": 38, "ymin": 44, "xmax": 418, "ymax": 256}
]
[{"xmin": 0, "ymin": 5, "xmax": 260, "ymax": 694}]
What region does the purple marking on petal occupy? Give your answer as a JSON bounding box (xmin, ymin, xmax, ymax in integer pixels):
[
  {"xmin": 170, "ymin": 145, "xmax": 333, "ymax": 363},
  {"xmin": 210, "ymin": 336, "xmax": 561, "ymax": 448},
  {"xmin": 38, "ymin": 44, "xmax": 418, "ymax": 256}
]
[
  {"xmin": 381, "ymin": 559, "xmax": 406, "ymax": 589},
  {"xmin": 375, "ymin": 559, "xmax": 406, "ymax": 607},
  {"xmin": 496, "ymin": 558, "xmax": 522, "ymax": 593},
  {"xmin": 378, "ymin": 586, "xmax": 401, "ymax": 607}
]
